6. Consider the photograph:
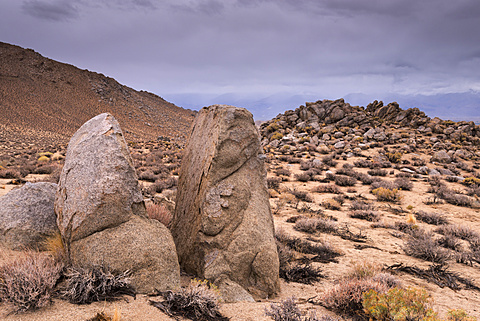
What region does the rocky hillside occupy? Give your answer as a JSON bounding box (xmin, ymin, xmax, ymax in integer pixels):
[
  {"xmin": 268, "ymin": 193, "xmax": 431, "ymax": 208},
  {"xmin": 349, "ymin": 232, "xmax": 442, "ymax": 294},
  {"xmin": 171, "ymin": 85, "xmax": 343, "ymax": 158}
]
[
  {"xmin": 260, "ymin": 98, "xmax": 480, "ymax": 153},
  {"xmin": 0, "ymin": 42, "xmax": 195, "ymax": 145}
]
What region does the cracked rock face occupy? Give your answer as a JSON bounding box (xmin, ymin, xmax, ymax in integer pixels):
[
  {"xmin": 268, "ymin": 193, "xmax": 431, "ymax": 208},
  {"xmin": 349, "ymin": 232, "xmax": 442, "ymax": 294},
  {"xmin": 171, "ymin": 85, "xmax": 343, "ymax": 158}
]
[
  {"xmin": 172, "ymin": 105, "xmax": 280, "ymax": 302},
  {"xmin": 55, "ymin": 113, "xmax": 180, "ymax": 293}
]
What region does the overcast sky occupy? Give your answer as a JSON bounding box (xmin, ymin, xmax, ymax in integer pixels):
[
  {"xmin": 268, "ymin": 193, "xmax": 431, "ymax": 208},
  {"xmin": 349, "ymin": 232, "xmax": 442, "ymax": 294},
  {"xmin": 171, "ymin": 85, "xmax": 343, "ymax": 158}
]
[{"xmin": 1, "ymin": 0, "xmax": 480, "ymax": 119}]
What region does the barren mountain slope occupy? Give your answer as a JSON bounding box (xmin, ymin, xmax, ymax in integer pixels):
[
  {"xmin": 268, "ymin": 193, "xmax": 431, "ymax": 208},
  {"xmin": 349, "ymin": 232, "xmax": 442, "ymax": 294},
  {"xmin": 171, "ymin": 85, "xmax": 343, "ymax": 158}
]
[{"xmin": 0, "ymin": 42, "xmax": 195, "ymax": 144}]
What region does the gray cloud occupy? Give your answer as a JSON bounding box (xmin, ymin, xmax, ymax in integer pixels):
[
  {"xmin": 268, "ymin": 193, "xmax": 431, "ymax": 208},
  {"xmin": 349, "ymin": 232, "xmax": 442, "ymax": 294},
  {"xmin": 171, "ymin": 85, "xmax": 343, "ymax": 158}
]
[
  {"xmin": 22, "ymin": 0, "xmax": 78, "ymax": 21},
  {"xmin": 3, "ymin": 0, "xmax": 480, "ymax": 119}
]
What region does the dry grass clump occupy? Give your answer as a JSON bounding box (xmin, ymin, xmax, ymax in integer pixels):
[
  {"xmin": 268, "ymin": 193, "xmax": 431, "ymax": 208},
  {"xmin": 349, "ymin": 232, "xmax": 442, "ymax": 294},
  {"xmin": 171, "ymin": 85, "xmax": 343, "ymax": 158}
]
[
  {"xmin": 435, "ymin": 224, "xmax": 480, "ymax": 241},
  {"xmin": 149, "ymin": 279, "xmax": 228, "ymax": 321},
  {"xmin": 0, "ymin": 251, "xmax": 63, "ymax": 312},
  {"xmin": 403, "ymin": 230, "xmax": 450, "ymax": 263},
  {"xmin": 59, "ymin": 266, "xmax": 135, "ymax": 304},
  {"xmin": 146, "ymin": 203, "xmax": 172, "ymax": 227},
  {"xmin": 311, "ymin": 184, "xmax": 342, "ymax": 194},
  {"xmin": 372, "ymin": 187, "xmax": 402, "ymax": 202},
  {"xmin": 322, "ymin": 198, "xmax": 342, "ymax": 210},
  {"xmin": 414, "ymin": 211, "xmax": 448, "ymax": 225},
  {"xmin": 87, "ymin": 308, "xmax": 121, "ymax": 321}
]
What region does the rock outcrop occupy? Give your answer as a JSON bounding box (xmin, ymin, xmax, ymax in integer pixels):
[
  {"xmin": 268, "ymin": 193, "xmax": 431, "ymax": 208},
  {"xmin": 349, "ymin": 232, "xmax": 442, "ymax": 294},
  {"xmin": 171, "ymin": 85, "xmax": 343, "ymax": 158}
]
[
  {"xmin": 0, "ymin": 182, "xmax": 58, "ymax": 250},
  {"xmin": 172, "ymin": 105, "xmax": 280, "ymax": 302},
  {"xmin": 55, "ymin": 113, "xmax": 179, "ymax": 293},
  {"xmin": 260, "ymin": 99, "xmax": 480, "ymax": 158}
]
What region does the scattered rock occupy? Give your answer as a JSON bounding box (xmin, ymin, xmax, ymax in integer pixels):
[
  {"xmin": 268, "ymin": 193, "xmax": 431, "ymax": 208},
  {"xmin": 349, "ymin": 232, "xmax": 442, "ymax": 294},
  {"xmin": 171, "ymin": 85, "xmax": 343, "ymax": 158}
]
[
  {"xmin": 0, "ymin": 182, "xmax": 58, "ymax": 250},
  {"xmin": 431, "ymin": 150, "xmax": 452, "ymax": 164}
]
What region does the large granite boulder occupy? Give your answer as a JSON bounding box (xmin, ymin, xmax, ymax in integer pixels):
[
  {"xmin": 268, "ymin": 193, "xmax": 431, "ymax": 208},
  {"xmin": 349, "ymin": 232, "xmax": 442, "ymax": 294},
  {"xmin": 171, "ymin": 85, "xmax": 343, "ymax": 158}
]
[
  {"xmin": 0, "ymin": 182, "xmax": 58, "ymax": 250},
  {"xmin": 55, "ymin": 113, "xmax": 180, "ymax": 293},
  {"xmin": 70, "ymin": 216, "xmax": 179, "ymax": 293},
  {"xmin": 171, "ymin": 105, "xmax": 280, "ymax": 302}
]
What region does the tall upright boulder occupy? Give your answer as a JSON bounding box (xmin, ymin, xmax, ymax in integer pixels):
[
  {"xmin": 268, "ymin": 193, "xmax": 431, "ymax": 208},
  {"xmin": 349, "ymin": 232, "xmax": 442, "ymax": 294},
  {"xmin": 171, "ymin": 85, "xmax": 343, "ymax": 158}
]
[
  {"xmin": 55, "ymin": 113, "xmax": 179, "ymax": 293},
  {"xmin": 172, "ymin": 105, "xmax": 280, "ymax": 302}
]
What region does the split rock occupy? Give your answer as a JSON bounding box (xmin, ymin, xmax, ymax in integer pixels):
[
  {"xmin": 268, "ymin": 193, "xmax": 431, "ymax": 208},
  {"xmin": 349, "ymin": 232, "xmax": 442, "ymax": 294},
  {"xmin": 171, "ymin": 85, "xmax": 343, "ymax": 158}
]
[{"xmin": 172, "ymin": 105, "xmax": 280, "ymax": 301}]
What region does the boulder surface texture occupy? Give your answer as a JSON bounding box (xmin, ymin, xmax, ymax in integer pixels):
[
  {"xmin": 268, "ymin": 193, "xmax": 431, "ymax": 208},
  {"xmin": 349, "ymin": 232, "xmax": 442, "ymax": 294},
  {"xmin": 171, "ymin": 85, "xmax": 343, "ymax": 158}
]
[
  {"xmin": 172, "ymin": 105, "xmax": 280, "ymax": 301},
  {"xmin": 0, "ymin": 182, "xmax": 58, "ymax": 250},
  {"xmin": 55, "ymin": 113, "xmax": 179, "ymax": 293}
]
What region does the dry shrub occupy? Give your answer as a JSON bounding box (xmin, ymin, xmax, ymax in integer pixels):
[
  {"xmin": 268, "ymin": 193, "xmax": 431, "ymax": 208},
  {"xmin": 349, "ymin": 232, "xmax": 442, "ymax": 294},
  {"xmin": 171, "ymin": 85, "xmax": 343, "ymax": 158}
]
[
  {"xmin": 319, "ymin": 278, "xmax": 389, "ymax": 315},
  {"xmin": 334, "ymin": 175, "xmax": 356, "ymax": 187},
  {"xmin": 345, "ymin": 260, "xmax": 382, "ymax": 280},
  {"xmin": 0, "ymin": 251, "xmax": 63, "ymax": 312},
  {"xmin": 275, "ymin": 230, "xmax": 341, "ymax": 262},
  {"xmin": 294, "ymin": 217, "xmax": 338, "ymax": 234},
  {"xmin": 436, "ymin": 224, "xmax": 480, "ymax": 241},
  {"xmin": 311, "ymin": 184, "xmax": 342, "ymax": 194},
  {"xmin": 415, "ymin": 211, "xmax": 448, "ymax": 225},
  {"xmin": 438, "ymin": 234, "xmax": 462, "ymax": 251},
  {"xmin": 322, "ymin": 199, "xmax": 341, "ymax": 210},
  {"xmin": 0, "ymin": 168, "xmax": 21, "ymax": 179},
  {"xmin": 370, "ymin": 179, "xmax": 396, "ymax": 191},
  {"xmin": 280, "ymin": 263, "xmax": 324, "ymax": 284},
  {"xmin": 363, "ymin": 286, "xmax": 437, "ymax": 321},
  {"xmin": 436, "ymin": 186, "xmax": 473, "ymax": 207},
  {"xmin": 322, "ymin": 155, "xmax": 338, "ymax": 167},
  {"xmin": 148, "ymin": 177, "xmax": 178, "ymax": 194},
  {"xmin": 275, "ymin": 167, "xmax": 291, "ymax": 178},
  {"xmin": 355, "ymin": 173, "xmax": 376, "ymax": 185},
  {"xmin": 295, "ymin": 172, "xmax": 312, "ymax": 182},
  {"xmin": 267, "ymin": 177, "xmax": 282, "ymax": 190},
  {"xmin": 289, "ymin": 189, "xmax": 314, "ymax": 203},
  {"xmin": 372, "ymin": 187, "xmax": 401, "ymax": 202},
  {"xmin": 146, "ymin": 203, "xmax": 172, "ymax": 227},
  {"xmin": 265, "ymin": 297, "xmax": 301, "ymax": 321},
  {"xmin": 368, "ymin": 168, "xmax": 388, "ymax": 176},
  {"xmin": 138, "ymin": 170, "xmax": 157, "ymax": 182},
  {"xmin": 59, "ymin": 266, "xmax": 135, "ymax": 304},
  {"xmin": 394, "ymin": 177, "xmax": 413, "ymax": 191},
  {"xmin": 386, "ymin": 152, "xmax": 403, "ymax": 164},
  {"xmin": 403, "ymin": 230, "xmax": 450, "ymax": 263},
  {"xmin": 446, "ymin": 309, "xmax": 478, "ymax": 321},
  {"xmin": 350, "ymin": 210, "xmax": 380, "ymax": 222},
  {"xmin": 350, "ymin": 201, "xmax": 375, "ymax": 211},
  {"xmin": 149, "ymin": 279, "xmax": 228, "ymax": 321}
]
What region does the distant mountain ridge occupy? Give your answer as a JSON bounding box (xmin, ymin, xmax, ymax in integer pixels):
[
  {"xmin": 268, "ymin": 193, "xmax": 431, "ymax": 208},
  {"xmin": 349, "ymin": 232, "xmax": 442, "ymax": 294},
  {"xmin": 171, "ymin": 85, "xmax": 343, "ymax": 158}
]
[{"xmin": 0, "ymin": 42, "xmax": 195, "ymax": 144}]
